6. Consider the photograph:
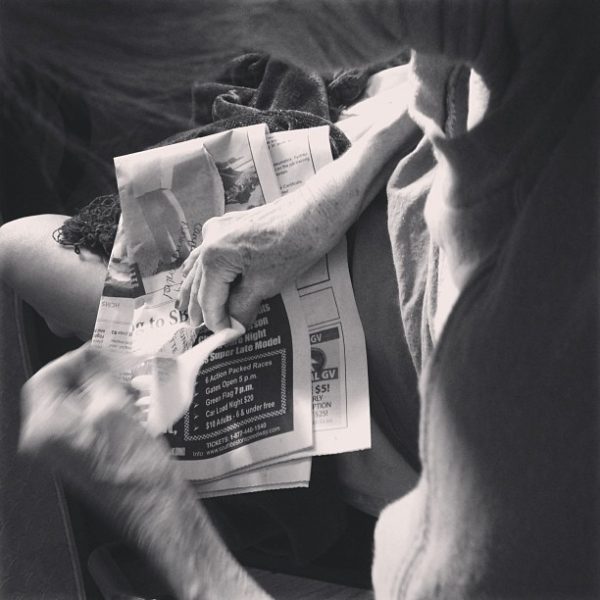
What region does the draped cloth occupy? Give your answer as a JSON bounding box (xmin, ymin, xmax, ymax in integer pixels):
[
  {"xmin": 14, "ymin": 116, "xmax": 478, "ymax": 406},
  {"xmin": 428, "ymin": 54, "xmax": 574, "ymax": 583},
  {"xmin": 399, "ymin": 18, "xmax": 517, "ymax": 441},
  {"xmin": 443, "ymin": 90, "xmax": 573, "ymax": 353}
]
[{"xmin": 373, "ymin": 2, "xmax": 600, "ymax": 597}]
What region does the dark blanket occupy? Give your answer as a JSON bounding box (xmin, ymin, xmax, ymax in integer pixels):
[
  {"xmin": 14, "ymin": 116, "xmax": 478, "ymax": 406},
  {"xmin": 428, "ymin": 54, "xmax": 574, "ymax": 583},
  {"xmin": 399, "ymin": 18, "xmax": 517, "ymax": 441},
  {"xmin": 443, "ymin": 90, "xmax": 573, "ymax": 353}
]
[
  {"xmin": 188, "ymin": 52, "xmax": 356, "ymax": 151},
  {"xmin": 55, "ymin": 52, "xmax": 383, "ymax": 259}
]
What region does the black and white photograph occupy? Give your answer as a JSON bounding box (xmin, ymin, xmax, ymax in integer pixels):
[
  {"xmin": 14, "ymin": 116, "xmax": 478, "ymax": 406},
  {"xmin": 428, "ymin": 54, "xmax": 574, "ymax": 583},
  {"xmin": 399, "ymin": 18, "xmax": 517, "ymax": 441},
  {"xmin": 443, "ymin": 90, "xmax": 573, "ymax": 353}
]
[{"xmin": 0, "ymin": 1, "xmax": 597, "ymax": 599}]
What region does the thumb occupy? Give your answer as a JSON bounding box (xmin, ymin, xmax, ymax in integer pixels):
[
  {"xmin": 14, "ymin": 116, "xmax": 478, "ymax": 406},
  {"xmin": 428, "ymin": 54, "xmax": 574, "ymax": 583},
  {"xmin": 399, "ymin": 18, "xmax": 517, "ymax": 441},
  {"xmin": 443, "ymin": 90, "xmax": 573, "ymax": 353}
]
[{"xmin": 228, "ymin": 281, "xmax": 263, "ymax": 329}]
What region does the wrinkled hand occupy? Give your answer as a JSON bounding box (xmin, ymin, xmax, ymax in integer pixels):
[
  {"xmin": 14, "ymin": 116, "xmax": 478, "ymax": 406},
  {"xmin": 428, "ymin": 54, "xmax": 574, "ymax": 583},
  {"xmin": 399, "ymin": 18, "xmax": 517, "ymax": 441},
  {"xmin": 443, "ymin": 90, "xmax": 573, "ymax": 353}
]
[
  {"xmin": 19, "ymin": 345, "xmax": 141, "ymax": 457},
  {"xmin": 177, "ymin": 105, "xmax": 414, "ymax": 334},
  {"xmin": 178, "ymin": 188, "xmax": 337, "ymax": 332}
]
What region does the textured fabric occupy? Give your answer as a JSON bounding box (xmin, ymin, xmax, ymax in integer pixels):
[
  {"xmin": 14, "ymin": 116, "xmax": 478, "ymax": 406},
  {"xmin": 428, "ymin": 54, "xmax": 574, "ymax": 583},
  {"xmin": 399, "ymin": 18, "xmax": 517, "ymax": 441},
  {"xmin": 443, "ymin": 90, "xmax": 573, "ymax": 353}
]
[
  {"xmin": 373, "ymin": 2, "xmax": 600, "ymax": 598},
  {"xmin": 351, "ymin": 174, "xmax": 423, "ymax": 469},
  {"xmin": 386, "ymin": 137, "xmax": 437, "ymax": 375},
  {"xmin": 337, "ymin": 66, "xmax": 424, "ymax": 467}
]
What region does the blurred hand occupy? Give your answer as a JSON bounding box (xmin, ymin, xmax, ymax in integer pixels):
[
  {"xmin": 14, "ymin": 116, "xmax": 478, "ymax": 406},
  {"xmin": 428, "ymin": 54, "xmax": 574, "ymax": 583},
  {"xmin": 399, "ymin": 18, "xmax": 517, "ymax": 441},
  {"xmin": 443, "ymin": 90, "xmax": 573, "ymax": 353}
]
[
  {"xmin": 19, "ymin": 346, "xmax": 270, "ymax": 600},
  {"xmin": 19, "ymin": 345, "xmax": 140, "ymax": 455}
]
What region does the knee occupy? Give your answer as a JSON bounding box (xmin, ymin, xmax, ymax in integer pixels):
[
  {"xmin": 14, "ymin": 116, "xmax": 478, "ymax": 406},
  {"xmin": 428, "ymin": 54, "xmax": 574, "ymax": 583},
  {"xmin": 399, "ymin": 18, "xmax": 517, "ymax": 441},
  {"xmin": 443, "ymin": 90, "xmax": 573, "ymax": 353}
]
[{"xmin": 0, "ymin": 214, "xmax": 65, "ymax": 287}]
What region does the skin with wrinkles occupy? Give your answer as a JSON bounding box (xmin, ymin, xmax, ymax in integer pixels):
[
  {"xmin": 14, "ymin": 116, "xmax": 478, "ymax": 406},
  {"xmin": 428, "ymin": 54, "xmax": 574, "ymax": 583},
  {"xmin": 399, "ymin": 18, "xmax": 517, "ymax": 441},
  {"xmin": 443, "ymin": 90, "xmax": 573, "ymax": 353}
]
[{"xmin": 178, "ymin": 108, "xmax": 415, "ymax": 331}]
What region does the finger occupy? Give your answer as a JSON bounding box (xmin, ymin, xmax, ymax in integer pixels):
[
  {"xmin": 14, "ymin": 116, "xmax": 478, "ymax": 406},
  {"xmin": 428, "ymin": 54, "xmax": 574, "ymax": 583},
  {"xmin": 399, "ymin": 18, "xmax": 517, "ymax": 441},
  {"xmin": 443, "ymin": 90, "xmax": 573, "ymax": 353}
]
[
  {"xmin": 198, "ymin": 269, "xmax": 232, "ymax": 332},
  {"xmin": 135, "ymin": 396, "xmax": 151, "ymax": 409},
  {"xmin": 181, "ymin": 246, "xmax": 202, "ymax": 278},
  {"xmin": 80, "ymin": 366, "xmax": 137, "ymax": 423},
  {"xmin": 130, "ymin": 374, "xmax": 153, "ymax": 397},
  {"xmin": 60, "ymin": 349, "xmax": 139, "ymax": 419},
  {"xmin": 135, "ymin": 396, "xmax": 152, "ymax": 422},
  {"xmin": 177, "ymin": 264, "xmax": 197, "ymax": 312},
  {"xmin": 188, "ymin": 264, "xmax": 204, "ymax": 329},
  {"xmin": 228, "ymin": 281, "xmax": 263, "ymax": 329}
]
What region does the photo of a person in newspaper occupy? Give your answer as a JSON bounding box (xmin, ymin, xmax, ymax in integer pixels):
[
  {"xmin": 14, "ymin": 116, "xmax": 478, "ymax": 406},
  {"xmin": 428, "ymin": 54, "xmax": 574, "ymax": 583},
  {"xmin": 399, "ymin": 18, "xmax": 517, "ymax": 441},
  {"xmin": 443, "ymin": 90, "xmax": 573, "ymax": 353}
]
[
  {"xmin": 137, "ymin": 187, "xmax": 190, "ymax": 271},
  {"xmin": 120, "ymin": 149, "xmax": 225, "ymax": 278},
  {"xmin": 0, "ymin": 1, "xmax": 598, "ymax": 599}
]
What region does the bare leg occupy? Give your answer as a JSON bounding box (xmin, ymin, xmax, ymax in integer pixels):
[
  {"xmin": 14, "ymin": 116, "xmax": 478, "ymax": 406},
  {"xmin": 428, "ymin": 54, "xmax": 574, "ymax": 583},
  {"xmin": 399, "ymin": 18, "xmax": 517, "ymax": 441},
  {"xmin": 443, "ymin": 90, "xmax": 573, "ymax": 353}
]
[
  {"xmin": 0, "ymin": 215, "xmax": 103, "ymax": 595},
  {"xmin": 0, "ymin": 215, "xmax": 107, "ymax": 340}
]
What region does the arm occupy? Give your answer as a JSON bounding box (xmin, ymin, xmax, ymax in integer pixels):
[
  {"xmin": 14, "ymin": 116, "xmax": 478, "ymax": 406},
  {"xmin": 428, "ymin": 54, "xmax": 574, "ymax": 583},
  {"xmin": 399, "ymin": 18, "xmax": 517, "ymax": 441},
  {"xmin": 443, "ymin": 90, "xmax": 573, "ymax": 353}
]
[
  {"xmin": 178, "ymin": 108, "xmax": 417, "ymax": 331},
  {"xmin": 19, "ymin": 347, "xmax": 270, "ymax": 600}
]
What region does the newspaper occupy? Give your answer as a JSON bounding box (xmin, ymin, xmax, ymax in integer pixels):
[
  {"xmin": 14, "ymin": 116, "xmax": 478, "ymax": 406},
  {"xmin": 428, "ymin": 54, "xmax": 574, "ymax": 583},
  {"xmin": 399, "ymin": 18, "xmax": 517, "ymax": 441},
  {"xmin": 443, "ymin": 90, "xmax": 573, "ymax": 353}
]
[
  {"xmin": 93, "ymin": 125, "xmax": 312, "ymax": 482},
  {"xmin": 93, "ymin": 123, "xmax": 370, "ymax": 495},
  {"xmin": 193, "ymin": 127, "xmax": 371, "ymax": 497},
  {"xmin": 266, "ymin": 127, "xmax": 370, "ymax": 456}
]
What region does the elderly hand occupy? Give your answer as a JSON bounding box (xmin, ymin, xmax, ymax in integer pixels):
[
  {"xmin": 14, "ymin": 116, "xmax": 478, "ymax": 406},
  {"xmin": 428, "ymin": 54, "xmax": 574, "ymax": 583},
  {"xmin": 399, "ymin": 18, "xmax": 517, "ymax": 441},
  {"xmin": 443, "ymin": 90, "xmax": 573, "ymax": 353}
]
[
  {"xmin": 178, "ymin": 185, "xmax": 341, "ymax": 332},
  {"xmin": 19, "ymin": 345, "xmax": 171, "ymax": 492},
  {"xmin": 178, "ymin": 108, "xmax": 414, "ymax": 333}
]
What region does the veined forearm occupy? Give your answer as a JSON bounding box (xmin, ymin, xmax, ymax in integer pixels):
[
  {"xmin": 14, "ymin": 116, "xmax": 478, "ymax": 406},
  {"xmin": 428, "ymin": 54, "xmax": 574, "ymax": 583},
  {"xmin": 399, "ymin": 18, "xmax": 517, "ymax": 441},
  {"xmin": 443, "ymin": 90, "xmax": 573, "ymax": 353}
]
[
  {"xmin": 300, "ymin": 110, "xmax": 418, "ymax": 246},
  {"xmin": 122, "ymin": 457, "xmax": 269, "ymax": 600},
  {"xmin": 112, "ymin": 438, "xmax": 267, "ymax": 599}
]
